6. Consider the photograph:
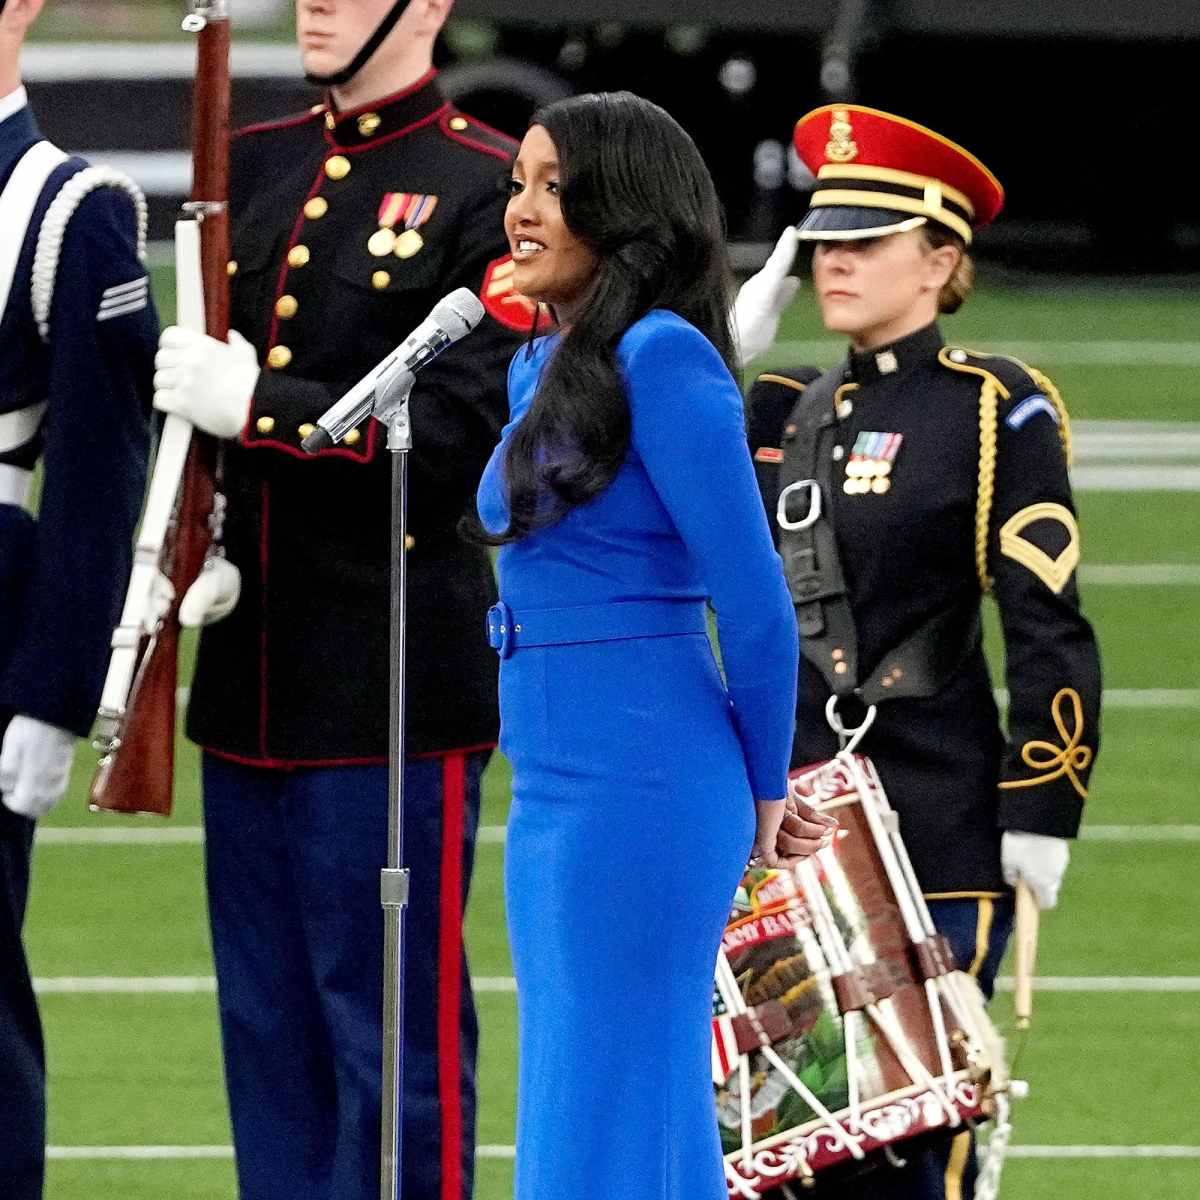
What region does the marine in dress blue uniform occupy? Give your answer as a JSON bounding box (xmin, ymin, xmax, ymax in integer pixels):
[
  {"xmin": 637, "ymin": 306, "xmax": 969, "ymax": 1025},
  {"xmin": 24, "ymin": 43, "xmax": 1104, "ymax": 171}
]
[
  {"xmin": 478, "ymin": 312, "xmax": 799, "ymax": 1200},
  {"xmin": 0, "ymin": 71, "xmax": 154, "ymax": 1200},
  {"xmin": 158, "ymin": 64, "xmax": 532, "ymax": 1200},
  {"xmin": 746, "ymin": 106, "xmax": 1101, "ymax": 1199}
]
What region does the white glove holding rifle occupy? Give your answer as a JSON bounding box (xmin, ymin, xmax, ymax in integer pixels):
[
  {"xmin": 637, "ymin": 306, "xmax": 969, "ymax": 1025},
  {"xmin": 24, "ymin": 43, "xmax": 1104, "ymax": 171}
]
[
  {"xmin": 731, "ymin": 225, "xmax": 802, "ymax": 368},
  {"xmin": 152, "ymin": 327, "xmax": 249, "ymax": 625},
  {"xmin": 1, "ymin": 715, "xmax": 75, "ymax": 820},
  {"xmin": 1001, "ymin": 830, "xmax": 1070, "ymax": 910},
  {"xmin": 153, "ymin": 326, "xmax": 259, "ymax": 440}
]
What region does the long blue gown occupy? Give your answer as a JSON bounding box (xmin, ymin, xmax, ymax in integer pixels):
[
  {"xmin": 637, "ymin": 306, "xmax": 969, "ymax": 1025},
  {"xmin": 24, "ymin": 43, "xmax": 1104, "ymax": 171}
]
[{"xmin": 476, "ymin": 310, "xmax": 798, "ymax": 1200}]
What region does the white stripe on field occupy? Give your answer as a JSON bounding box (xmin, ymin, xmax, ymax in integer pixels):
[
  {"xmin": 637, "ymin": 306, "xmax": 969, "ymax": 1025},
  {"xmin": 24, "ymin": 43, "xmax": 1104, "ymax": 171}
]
[
  {"xmin": 174, "ymin": 687, "xmax": 1197, "ymax": 711},
  {"xmin": 479, "ymin": 824, "xmax": 1200, "ymax": 846},
  {"xmin": 37, "ymin": 826, "xmax": 204, "ymax": 844},
  {"xmin": 1080, "ymin": 564, "xmax": 1200, "ymax": 585},
  {"xmin": 994, "ymin": 976, "xmax": 1200, "ymax": 993},
  {"xmin": 1005, "ymin": 1146, "xmax": 1200, "ymax": 1159},
  {"xmin": 31, "ymin": 976, "xmax": 1200, "ymax": 996},
  {"xmin": 34, "ymin": 976, "xmax": 215, "ymax": 994},
  {"xmin": 770, "ymin": 342, "xmax": 1200, "ymax": 367},
  {"xmin": 1071, "ymin": 466, "xmax": 1200, "ymax": 491},
  {"xmin": 1080, "ymin": 825, "xmax": 1200, "ymax": 841},
  {"xmin": 48, "ymin": 1145, "xmax": 233, "ymax": 1160},
  {"xmin": 43, "ymin": 1143, "xmax": 1200, "ymax": 1162},
  {"xmin": 23, "ymin": 43, "xmax": 303, "ymax": 82},
  {"xmin": 35, "ymin": 823, "xmax": 1200, "ymax": 846},
  {"xmin": 995, "ymin": 688, "xmax": 1200, "ymax": 709}
]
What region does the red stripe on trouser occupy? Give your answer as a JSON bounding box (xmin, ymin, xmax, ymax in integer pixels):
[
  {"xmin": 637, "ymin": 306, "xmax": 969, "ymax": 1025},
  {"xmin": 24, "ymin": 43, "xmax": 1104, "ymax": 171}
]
[{"xmin": 438, "ymin": 753, "xmax": 466, "ymax": 1200}]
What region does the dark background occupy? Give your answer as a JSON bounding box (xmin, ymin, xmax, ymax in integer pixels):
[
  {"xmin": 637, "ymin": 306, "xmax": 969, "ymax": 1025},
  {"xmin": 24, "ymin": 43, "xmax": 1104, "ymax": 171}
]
[{"xmin": 25, "ymin": 1, "xmax": 1200, "ymax": 274}]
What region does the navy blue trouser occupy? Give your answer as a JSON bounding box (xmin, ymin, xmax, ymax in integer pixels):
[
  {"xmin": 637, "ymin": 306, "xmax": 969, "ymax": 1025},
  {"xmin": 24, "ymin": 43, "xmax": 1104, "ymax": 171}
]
[
  {"xmin": 0, "ymin": 714, "xmax": 45, "ymax": 1200},
  {"xmin": 202, "ymin": 750, "xmax": 486, "ymax": 1200},
  {"xmin": 806, "ymin": 896, "xmax": 1015, "ymax": 1200}
]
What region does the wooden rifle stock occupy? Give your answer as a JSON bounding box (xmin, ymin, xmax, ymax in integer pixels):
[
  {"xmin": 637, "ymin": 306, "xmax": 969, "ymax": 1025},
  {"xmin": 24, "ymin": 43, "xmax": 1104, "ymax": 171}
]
[{"xmin": 89, "ymin": 5, "xmax": 230, "ymax": 815}]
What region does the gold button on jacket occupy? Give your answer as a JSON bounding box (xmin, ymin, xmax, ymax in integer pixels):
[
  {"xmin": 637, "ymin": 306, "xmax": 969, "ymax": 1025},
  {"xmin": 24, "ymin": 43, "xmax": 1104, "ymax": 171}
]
[
  {"xmin": 267, "ymin": 345, "xmax": 292, "ymax": 369},
  {"xmin": 325, "ymin": 155, "xmax": 351, "ymax": 180},
  {"xmin": 287, "ymin": 245, "xmax": 311, "ymax": 268},
  {"xmin": 275, "ymin": 295, "xmax": 299, "ymax": 319}
]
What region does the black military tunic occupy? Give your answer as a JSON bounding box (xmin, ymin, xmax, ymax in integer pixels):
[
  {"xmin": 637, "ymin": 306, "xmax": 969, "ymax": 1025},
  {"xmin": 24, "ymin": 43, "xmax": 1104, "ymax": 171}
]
[
  {"xmin": 187, "ymin": 72, "xmax": 528, "ymax": 763},
  {"xmin": 748, "ymin": 322, "xmax": 1102, "ymax": 894}
]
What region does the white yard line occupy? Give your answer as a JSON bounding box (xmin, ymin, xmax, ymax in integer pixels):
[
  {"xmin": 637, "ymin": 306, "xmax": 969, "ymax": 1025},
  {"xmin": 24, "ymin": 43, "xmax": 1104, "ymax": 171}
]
[
  {"xmin": 37, "ymin": 826, "xmax": 204, "ymax": 844},
  {"xmin": 32, "ymin": 975, "xmax": 1200, "ymax": 996},
  {"xmin": 1080, "ymin": 565, "xmax": 1200, "ymax": 585},
  {"xmin": 769, "ymin": 342, "xmax": 1200, "ymax": 367},
  {"xmin": 43, "ymin": 1143, "xmax": 1200, "ymax": 1161},
  {"xmin": 24, "ymin": 43, "xmax": 303, "ymax": 81},
  {"xmin": 35, "ymin": 824, "xmax": 1200, "ymax": 846},
  {"xmin": 1071, "ymin": 466, "xmax": 1200, "ymax": 491}
]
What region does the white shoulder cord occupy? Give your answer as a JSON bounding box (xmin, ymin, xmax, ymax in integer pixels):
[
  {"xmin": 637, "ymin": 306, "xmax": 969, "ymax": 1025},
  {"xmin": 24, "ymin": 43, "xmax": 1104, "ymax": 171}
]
[{"xmin": 31, "ymin": 166, "xmax": 149, "ymax": 343}]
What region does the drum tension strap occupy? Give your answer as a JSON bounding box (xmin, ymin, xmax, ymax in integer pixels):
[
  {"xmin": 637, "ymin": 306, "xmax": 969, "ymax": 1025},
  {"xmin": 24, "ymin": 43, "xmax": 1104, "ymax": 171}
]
[{"xmin": 777, "ymin": 372, "xmax": 981, "ymax": 706}]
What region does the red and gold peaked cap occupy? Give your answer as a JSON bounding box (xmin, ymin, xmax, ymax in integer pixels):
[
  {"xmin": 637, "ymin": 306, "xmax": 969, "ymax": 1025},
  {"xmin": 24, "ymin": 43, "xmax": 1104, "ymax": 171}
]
[{"xmin": 793, "ymin": 104, "xmax": 1004, "ymax": 245}]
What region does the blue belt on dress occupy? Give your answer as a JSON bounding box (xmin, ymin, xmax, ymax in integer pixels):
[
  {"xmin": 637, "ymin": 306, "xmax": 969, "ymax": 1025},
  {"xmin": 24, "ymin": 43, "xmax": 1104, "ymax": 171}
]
[{"xmin": 486, "ymin": 598, "xmax": 708, "ymax": 659}]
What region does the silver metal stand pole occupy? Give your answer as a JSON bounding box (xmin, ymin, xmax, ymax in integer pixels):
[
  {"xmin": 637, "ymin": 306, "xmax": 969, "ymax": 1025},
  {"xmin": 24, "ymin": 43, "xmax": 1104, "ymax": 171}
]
[{"xmin": 381, "ymin": 402, "xmax": 413, "ymax": 1200}]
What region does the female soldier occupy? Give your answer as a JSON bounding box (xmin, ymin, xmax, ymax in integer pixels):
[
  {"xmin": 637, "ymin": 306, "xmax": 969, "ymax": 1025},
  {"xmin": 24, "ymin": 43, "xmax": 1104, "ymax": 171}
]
[
  {"xmin": 746, "ymin": 105, "xmax": 1102, "ymax": 1199},
  {"xmin": 474, "ymin": 92, "xmax": 834, "ymax": 1200}
]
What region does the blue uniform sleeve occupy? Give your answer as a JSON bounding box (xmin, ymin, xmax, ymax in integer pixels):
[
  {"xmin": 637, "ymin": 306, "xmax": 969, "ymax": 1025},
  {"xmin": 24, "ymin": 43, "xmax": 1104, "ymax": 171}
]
[
  {"xmin": 0, "ymin": 185, "xmax": 154, "ymax": 735},
  {"xmin": 621, "ymin": 314, "xmax": 798, "ymax": 799}
]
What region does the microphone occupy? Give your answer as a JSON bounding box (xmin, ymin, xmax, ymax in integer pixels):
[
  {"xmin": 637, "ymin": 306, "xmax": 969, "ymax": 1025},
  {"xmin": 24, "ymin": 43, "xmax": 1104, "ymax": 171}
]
[{"xmin": 302, "ymin": 288, "xmax": 486, "ymax": 454}]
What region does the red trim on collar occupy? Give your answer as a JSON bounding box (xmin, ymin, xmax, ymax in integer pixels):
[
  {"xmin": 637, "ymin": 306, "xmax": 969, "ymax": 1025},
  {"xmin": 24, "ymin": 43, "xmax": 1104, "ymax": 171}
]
[
  {"xmin": 325, "ymin": 68, "xmax": 439, "ymax": 120},
  {"xmin": 438, "ymin": 111, "xmax": 514, "ymax": 162},
  {"xmin": 323, "ymin": 102, "xmax": 449, "ymax": 154}
]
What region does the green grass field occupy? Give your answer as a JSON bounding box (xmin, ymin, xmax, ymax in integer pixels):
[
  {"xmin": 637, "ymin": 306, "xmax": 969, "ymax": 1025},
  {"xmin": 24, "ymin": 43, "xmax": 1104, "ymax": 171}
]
[{"xmin": 24, "ymin": 276, "xmax": 1200, "ymax": 1199}]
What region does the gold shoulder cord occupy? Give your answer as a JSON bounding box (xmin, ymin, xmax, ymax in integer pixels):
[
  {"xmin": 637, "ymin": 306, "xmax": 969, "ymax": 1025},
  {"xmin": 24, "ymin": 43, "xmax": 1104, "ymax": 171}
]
[
  {"xmin": 1026, "ymin": 366, "xmax": 1072, "ymax": 466},
  {"xmin": 755, "ymin": 373, "xmax": 810, "ymax": 394},
  {"xmin": 937, "ymin": 348, "xmax": 1006, "ymax": 592}
]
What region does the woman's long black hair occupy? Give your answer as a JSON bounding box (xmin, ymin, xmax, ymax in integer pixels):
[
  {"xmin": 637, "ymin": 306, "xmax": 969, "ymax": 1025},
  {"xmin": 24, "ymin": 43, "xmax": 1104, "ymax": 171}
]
[{"xmin": 473, "ymin": 91, "xmax": 735, "ymax": 544}]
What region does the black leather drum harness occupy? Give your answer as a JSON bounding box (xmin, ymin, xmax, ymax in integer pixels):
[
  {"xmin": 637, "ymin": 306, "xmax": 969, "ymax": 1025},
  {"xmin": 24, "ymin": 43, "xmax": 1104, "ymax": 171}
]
[{"xmin": 774, "ymin": 371, "xmax": 981, "ymax": 735}]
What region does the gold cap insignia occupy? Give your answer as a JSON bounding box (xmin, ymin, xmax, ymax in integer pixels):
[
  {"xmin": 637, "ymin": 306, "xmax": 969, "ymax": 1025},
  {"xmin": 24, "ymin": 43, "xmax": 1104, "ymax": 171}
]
[{"xmin": 825, "ymin": 109, "xmax": 858, "ymax": 163}]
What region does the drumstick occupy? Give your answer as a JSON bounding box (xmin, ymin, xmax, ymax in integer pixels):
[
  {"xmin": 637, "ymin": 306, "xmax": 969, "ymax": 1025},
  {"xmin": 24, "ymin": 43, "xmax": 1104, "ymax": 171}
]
[{"xmin": 1013, "ymin": 881, "xmax": 1040, "ymax": 1030}]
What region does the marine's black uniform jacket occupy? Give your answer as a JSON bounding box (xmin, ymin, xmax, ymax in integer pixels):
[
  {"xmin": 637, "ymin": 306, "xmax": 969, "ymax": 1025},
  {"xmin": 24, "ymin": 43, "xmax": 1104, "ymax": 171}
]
[
  {"xmin": 748, "ymin": 323, "xmax": 1102, "ymax": 894},
  {"xmin": 0, "ymin": 100, "xmax": 154, "ymax": 737},
  {"xmin": 188, "ymin": 72, "xmax": 529, "ymax": 764}
]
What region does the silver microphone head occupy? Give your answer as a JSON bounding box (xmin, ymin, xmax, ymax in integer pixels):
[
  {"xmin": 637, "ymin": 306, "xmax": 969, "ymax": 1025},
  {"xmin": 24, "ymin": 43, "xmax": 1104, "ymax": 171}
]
[{"xmin": 431, "ymin": 288, "xmax": 486, "ymax": 341}]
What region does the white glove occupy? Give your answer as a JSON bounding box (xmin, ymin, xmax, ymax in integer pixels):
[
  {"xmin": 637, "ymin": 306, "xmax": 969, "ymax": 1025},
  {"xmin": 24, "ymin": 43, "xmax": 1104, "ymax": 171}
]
[
  {"xmin": 179, "ymin": 556, "xmax": 242, "ymax": 628},
  {"xmin": 154, "ymin": 327, "xmax": 260, "ymax": 439},
  {"xmin": 731, "ymin": 225, "xmax": 802, "ymax": 368},
  {"xmin": 1001, "ymin": 830, "xmax": 1070, "ymax": 910},
  {"xmin": 0, "ymin": 715, "xmax": 76, "ymax": 820}
]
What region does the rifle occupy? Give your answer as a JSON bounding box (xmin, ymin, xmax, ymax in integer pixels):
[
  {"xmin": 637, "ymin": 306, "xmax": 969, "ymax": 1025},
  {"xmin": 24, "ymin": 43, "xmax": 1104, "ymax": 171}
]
[{"xmin": 89, "ymin": 1, "xmax": 231, "ymax": 815}]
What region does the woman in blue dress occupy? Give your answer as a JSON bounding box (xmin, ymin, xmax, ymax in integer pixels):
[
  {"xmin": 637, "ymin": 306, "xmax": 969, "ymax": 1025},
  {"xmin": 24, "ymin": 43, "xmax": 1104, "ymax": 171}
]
[{"xmin": 473, "ymin": 92, "xmax": 835, "ymax": 1200}]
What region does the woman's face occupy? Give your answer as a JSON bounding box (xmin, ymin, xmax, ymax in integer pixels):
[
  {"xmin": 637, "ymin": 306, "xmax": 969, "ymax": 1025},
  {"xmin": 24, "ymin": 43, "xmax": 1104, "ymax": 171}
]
[
  {"xmin": 505, "ymin": 124, "xmax": 600, "ymax": 326},
  {"xmin": 811, "ymin": 228, "xmax": 957, "ymax": 350}
]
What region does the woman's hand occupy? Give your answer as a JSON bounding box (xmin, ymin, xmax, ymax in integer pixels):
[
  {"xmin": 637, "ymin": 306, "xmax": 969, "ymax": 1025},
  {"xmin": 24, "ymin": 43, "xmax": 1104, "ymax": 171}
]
[
  {"xmin": 751, "ymin": 797, "xmax": 837, "ymax": 869},
  {"xmin": 777, "ymin": 794, "xmax": 838, "ymax": 866}
]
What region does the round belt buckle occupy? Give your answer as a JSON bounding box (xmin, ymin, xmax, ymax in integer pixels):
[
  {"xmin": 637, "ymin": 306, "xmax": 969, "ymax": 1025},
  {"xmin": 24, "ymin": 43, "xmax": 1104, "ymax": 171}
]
[{"xmin": 486, "ymin": 601, "xmax": 515, "ymax": 658}]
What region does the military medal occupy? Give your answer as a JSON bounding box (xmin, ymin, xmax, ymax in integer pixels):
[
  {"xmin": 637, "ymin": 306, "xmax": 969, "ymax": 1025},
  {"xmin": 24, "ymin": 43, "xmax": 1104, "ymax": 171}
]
[
  {"xmin": 394, "ymin": 228, "xmax": 424, "ymax": 259},
  {"xmin": 368, "ymin": 228, "xmax": 397, "ymax": 257},
  {"xmin": 370, "ymin": 192, "xmax": 438, "ymax": 261},
  {"xmin": 843, "ymin": 431, "xmax": 903, "ymax": 494}
]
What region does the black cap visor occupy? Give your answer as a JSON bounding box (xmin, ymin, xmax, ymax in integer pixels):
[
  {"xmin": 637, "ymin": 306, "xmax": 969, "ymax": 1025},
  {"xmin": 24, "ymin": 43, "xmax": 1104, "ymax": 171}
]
[{"xmin": 796, "ymin": 205, "xmax": 928, "ymax": 241}]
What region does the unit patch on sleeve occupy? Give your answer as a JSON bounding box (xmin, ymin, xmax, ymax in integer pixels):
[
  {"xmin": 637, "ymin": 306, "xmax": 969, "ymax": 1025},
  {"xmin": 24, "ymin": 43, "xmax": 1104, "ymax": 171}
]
[{"xmin": 1005, "ymin": 393, "xmax": 1058, "ymax": 431}]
